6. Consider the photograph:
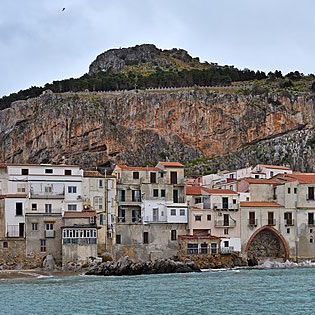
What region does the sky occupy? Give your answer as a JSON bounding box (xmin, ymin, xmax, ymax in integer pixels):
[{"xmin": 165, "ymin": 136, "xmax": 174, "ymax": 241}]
[{"xmin": 1, "ymin": 0, "xmax": 315, "ymax": 97}]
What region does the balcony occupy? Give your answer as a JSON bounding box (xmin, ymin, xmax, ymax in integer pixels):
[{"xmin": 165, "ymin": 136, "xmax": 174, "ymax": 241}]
[
  {"xmin": 45, "ymin": 230, "xmax": 55, "ymax": 238},
  {"xmin": 267, "ymin": 219, "xmax": 276, "ymax": 226},
  {"xmin": 171, "ymin": 197, "xmax": 186, "ymax": 204},
  {"xmin": 215, "ymin": 220, "xmax": 236, "ymax": 227},
  {"xmin": 30, "ymin": 191, "xmax": 65, "ymax": 199},
  {"xmin": 143, "ymin": 216, "xmax": 168, "ymax": 223},
  {"xmin": 213, "ymin": 203, "xmax": 239, "ymax": 211},
  {"xmin": 248, "ymin": 219, "xmax": 258, "ymax": 227},
  {"xmin": 221, "ymin": 246, "xmax": 235, "ymax": 254},
  {"xmin": 6, "ymin": 225, "xmax": 23, "ymax": 238},
  {"xmin": 171, "ymin": 178, "xmax": 186, "ymax": 186},
  {"xmin": 285, "ymin": 219, "xmax": 294, "ymax": 226}
]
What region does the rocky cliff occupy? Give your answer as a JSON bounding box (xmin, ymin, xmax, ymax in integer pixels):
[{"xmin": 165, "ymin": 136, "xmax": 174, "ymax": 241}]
[{"xmin": 1, "ymin": 87, "xmax": 315, "ymax": 174}]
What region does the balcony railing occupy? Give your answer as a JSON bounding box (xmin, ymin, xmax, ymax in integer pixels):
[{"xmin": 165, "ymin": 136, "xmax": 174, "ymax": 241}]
[
  {"xmin": 285, "ymin": 219, "xmax": 294, "ymax": 226},
  {"xmin": 131, "ymin": 217, "xmax": 142, "ymax": 223},
  {"xmin": 6, "ymin": 225, "xmax": 22, "ymax": 237},
  {"xmin": 172, "ymin": 197, "xmax": 186, "ymax": 204},
  {"xmin": 143, "ymin": 216, "xmax": 168, "ymax": 223},
  {"xmin": 117, "ymin": 217, "xmax": 126, "ymax": 223},
  {"xmin": 248, "ymin": 219, "xmax": 258, "ymax": 227},
  {"xmin": 267, "ymin": 219, "xmax": 276, "ymax": 226},
  {"xmin": 221, "ymin": 246, "xmax": 235, "ymax": 254},
  {"xmin": 213, "ymin": 203, "xmax": 238, "ymax": 210},
  {"xmin": 214, "ymin": 220, "xmax": 236, "ymax": 227},
  {"xmin": 30, "ymin": 191, "xmax": 65, "ymax": 199},
  {"xmin": 45, "ymin": 230, "xmax": 55, "ymax": 238},
  {"xmin": 187, "ymin": 247, "xmax": 219, "ymax": 255}
]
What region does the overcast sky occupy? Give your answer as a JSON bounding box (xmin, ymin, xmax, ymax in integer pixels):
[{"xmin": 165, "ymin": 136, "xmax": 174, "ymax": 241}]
[{"xmin": 1, "ymin": 0, "xmax": 315, "ymax": 97}]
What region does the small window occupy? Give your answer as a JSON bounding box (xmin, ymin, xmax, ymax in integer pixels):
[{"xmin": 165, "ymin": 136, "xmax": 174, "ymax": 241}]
[
  {"xmin": 133, "ymin": 172, "xmax": 139, "ymax": 180},
  {"xmin": 16, "ymin": 203, "xmax": 23, "ymax": 216},
  {"xmin": 310, "ymin": 229, "xmax": 313, "ymax": 233},
  {"xmin": 153, "ymin": 189, "xmax": 159, "ymax": 197},
  {"xmin": 31, "ymin": 203, "xmax": 37, "ymax": 211},
  {"xmin": 65, "ymin": 170, "xmax": 72, "ymax": 176},
  {"xmin": 45, "ymin": 223, "xmax": 54, "ymax": 230},
  {"xmin": 68, "ymin": 204, "xmax": 77, "ymax": 211},
  {"xmin": 195, "ymin": 197, "xmax": 202, "ymax": 204},
  {"xmin": 116, "ymin": 234, "xmax": 121, "ymax": 244},
  {"xmin": 229, "ymin": 185, "xmax": 233, "ymax": 190},
  {"xmin": 150, "ymin": 172, "xmax": 157, "ymax": 184},
  {"xmin": 270, "ymin": 171, "xmax": 274, "ymax": 177},
  {"xmin": 224, "ymin": 241, "xmax": 229, "ymax": 247},
  {"xmin": 180, "ymin": 209, "xmax": 185, "ymax": 216},
  {"xmin": 99, "ymin": 180, "xmax": 103, "ymax": 188},
  {"xmin": 171, "ymin": 230, "xmax": 177, "ymax": 241},
  {"xmin": 99, "ymin": 214, "xmax": 104, "ymax": 225},
  {"xmin": 310, "ymin": 238, "xmax": 313, "ymax": 243},
  {"xmin": 32, "ymin": 223, "xmax": 38, "ymax": 231},
  {"xmin": 195, "ymin": 215, "xmax": 201, "ymax": 221},
  {"xmin": 161, "ymin": 189, "xmax": 166, "ymax": 197},
  {"xmin": 143, "ymin": 232, "xmax": 149, "ymax": 244},
  {"xmin": 233, "ymin": 199, "xmax": 236, "ymax": 204},
  {"xmin": 255, "ymin": 175, "xmax": 259, "ymax": 179},
  {"xmin": 40, "ymin": 240, "xmax": 46, "ymax": 252},
  {"xmin": 45, "ymin": 169, "xmax": 53, "ymax": 174},
  {"xmin": 224, "ymin": 228, "xmax": 229, "ymax": 235},
  {"xmin": 294, "ymin": 188, "xmax": 297, "ymax": 194},
  {"xmin": 287, "ymin": 228, "xmax": 290, "ymax": 234},
  {"xmin": 17, "ymin": 184, "xmax": 26, "ymax": 193},
  {"xmin": 45, "ymin": 186, "xmax": 52, "ymax": 193},
  {"xmin": 68, "ymin": 186, "xmax": 77, "ymax": 193},
  {"xmin": 45, "ymin": 204, "xmax": 52, "ymax": 213},
  {"xmin": 170, "ymin": 209, "xmax": 176, "ymax": 216},
  {"xmin": 160, "ymin": 172, "xmax": 164, "ymax": 178},
  {"xmin": 207, "ymin": 214, "xmax": 211, "ymax": 221},
  {"xmin": 288, "ymin": 187, "xmax": 291, "ymax": 194},
  {"xmin": 21, "ymin": 169, "xmax": 29, "ymax": 175},
  {"xmin": 3, "ymin": 241, "xmax": 8, "ymax": 248}
]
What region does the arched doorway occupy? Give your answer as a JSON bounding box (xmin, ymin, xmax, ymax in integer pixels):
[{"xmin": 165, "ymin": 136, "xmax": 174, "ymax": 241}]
[{"xmin": 245, "ymin": 226, "xmax": 289, "ymax": 265}]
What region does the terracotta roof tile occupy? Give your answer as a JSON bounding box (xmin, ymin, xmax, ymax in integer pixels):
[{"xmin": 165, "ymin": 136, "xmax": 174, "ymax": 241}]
[
  {"xmin": 277, "ymin": 173, "xmax": 315, "ymax": 184},
  {"xmin": 0, "ymin": 163, "xmax": 78, "ymax": 167},
  {"xmin": 240, "ymin": 201, "xmax": 282, "ymax": 207},
  {"xmin": 241, "ymin": 178, "xmax": 282, "ymax": 185},
  {"xmin": 115, "ymin": 164, "xmax": 160, "ymax": 171},
  {"xmin": 186, "ymin": 186, "xmax": 238, "ymax": 195},
  {"xmin": 158, "ymin": 161, "xmax": 184, "ymax": 167},
  {"xmin": 257, "ymin": 164, "xmax": 292, "ymax": 170},
  {"xmin": 83, "ymin": 170, "xmax": 103, "ymax": 178}
]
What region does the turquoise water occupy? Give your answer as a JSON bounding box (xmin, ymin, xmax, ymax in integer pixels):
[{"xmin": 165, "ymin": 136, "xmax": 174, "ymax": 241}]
[{"xmin": 1, "ymin": 268, "xmax": 315, "ymax": 315}]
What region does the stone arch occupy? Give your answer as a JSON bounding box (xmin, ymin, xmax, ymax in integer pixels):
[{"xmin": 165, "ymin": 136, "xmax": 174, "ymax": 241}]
[{"xmin": 245, "ymin": 226, "xmax": 289, "ymax": 263}]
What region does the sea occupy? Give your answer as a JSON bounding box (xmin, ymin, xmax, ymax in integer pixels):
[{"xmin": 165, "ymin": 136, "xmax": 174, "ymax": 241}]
[{"xmin": 1, "ymin": 267, "xmax": 315, "ymax": 315}]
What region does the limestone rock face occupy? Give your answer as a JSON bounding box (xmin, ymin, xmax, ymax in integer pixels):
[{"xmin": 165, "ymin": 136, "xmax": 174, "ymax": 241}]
[{"xmin": 0, "ymin": 89, "xmax": 315, "ymax": 172}]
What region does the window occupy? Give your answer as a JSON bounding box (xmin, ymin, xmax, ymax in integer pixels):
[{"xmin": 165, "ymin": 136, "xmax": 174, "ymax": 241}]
[
  {"xmin": 249, "ymin": 212, "xmax": 256, "ymax": 225},
  {"xmin": 68, "ymin": 204, "xmax": 77, "ymax": 211},
  {"xmin": 288, "ymin": 187, "xmax": 291, "ymax": 194},
  {"xmin": 3, "ymin": 241, "xmax": 8, "ymax": 248},
  {"xmin": 310, "ymin": 237, "xmax": 313, "ymax": 244},
  {"xmin": 45, "ymin": 204, "xmax": 52, "ymax": 213},
  {"xmin": 200, "ymin": 243, "xmax": 208, "ymax": 254},
  {"xmin": 211, "ymin": 243, "xmax": 218, "ymax": 254},
  {"xmin": 224, "ymin": 228, "xmax": 229, "ymax": 235},
  {"xmin": 308, "ymin": 213, "xmax": 314, "ymax": 225},
  {"xmin": 308, "ymin": 187, "xmax": 315, "ymax": 200},
  {"xmin": 32, "ymin": 223, "xmax": 38, "ymax": 231},
  {"xmin": 233, "ymin": 199, "xmax": 236, "ymax": 204},
  {"xmin": 99, "ymin": 214, "xmax": 104, "ymax": 225},
  {"xmin": 268, "ymin": 212, "xmax": 275, "ymax": 225},
  {"xmin": 17, "ymin": 184, "xmax": 26, "ymax": 193},
  {"xmin": 31, "ymin": 203, "xmax": 37, "ymax": 211},
  {"xmin": 143, "ymin": 232, "xmax": 149, "ymax": 244},
  {"xmin": 16, "ymin": 203, "xmax": 23, "ymax": 216},
  {"xmin": 170, "ymin": 172, "xmax": 177, "ymax": 184},
  {"xmin": 21, "ymin": 169, "xmax": 29, "ymax": 175},
  {"xmin": 255, "ymin": 175, "xmax": 259, "ymax": 179},
  {"xmin": 99, "ymin": 180, "xmax": 103, "ymax": 188},
  {"xmin": 222, "ymin": 197, "xmax": 228, "ymax": 209},
  {"xmin": 65, "ymin": 170, "xmax": 72, "ymax": 176},
  {"xmin": 160, "ymin": 172, "xmax": 164, "ymax": 178},
  {"xmin": 118, "ymin": 208, "xmax": 125, "ymax": 222},
  {"xmin": 294, "ymin": 187, "xmax": 297, "ymax": 194},
  {"xmin": 195, "ymin": 215, "xmax": 201, "ymax": 221},
  {"xmin": 284, "ymin": 212, "xmax": 293, "ymax": 225},
  {"xmin": 45, "ymin": 186, "xmax": 52, "ymax": 193},
  {"xmin": 133, "ymin": 172, "xmax": 139, "ymax": 179},
  {"xmin": 229, "ymin": 185, "xmax": 233, "ymax": 190},
  {"xmin": 180, "ymin": 209, "xmax": 185, "ymax": 216},
  {"xmin": 116, "ymin": 234, "xmax": 121, "ymax": 244},
  {"xmin": 161, "ymin": 189, "xmax": 166, "ymax": 197},
  {"xmin": 40, "ymin": 240, "xmax": 46, "ymax": 252},
  {"xmin": 94, "ymin": 196, "xmax": 103, "ymax": 211},
  {"xmin": 170, "ymin": 209, "xmax": 176, "ymax": 216},
  {"xmin": 153, "ymin": 189, "xmax": 159, "ymax": 197},
  {"xmin": 68, "ymin": 186, "xmax": 77, "ymax": 193},
  {"xmin": 171, "ymin": 230, "xmax": 177, "ymax": 241},
  {"xmin": 45, "ymin": 223, "xmax": 54, "ymax": 230},
  {"xmin": 118, "ymin": 190, "xmax": 125, "ymax": 201},
  {"xmin": 229, "ymin": 174, "xmax": 234, "ymax": 179},
  {"xmin": 132, "ymin": 190, "xmax": 141, "ymax": 202},
  {"xmin": 287, "ymin": 228, "xmax": 290, "ymax": 234},
  {"xmin": 224, "ymin": 241, "xmax": 229, "ymax": 248},
  {"xmin": 187, "ymin": 244, "xmax": 198, "ymax": 255},
  {"xmin": 45, "ymin": 169, "xmax": 53, "ymax": 174},
  {"xmin": 270, "ymin": 171, "xmax": 274, "ymax": 177},
  {"xmin": 150, "ymin": 172, "xmax": 156, "ymax": 184},
  {"xmin": 195, "ymin": 197, "xmax": 202, "ymax": 204},
  {"xmin": 207, "ymin": 214, "xmax": 211, "ymax": 221}
]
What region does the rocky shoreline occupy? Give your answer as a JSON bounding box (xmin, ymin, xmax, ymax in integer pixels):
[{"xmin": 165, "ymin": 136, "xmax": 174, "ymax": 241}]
[{"xmin": 85, "ymin": 256, "xmax": 201, "ymax": 276}]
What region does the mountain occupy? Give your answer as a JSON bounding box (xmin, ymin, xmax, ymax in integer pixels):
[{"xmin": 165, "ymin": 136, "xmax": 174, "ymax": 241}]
[{"xmin": 1, "ymin": 44, "xmax": 315, "ymax": 174}]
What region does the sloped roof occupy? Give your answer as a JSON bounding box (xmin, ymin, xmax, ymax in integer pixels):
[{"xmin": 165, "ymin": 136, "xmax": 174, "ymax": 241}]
[
  {"xmin": 83, "ymin": 170, "xmax": 103, "ymax": 178},
  {"xmin": 240, "ymin": 201, "xmax": 282, "ymax": 207},
  {"xmin": 241, "ymin": 178, "xmax": 282, "ymax": 185},
  {"xmin": 276, "ymin": 172, "xmax": 315, "ymax": 184},
  {"xmin": 257, "ymin": 164, "xmax": 292, "ymax": 170},
  {"xmin": 158, "ymin": 161, "xmax": 184, "ymax": 167},
  {"xmin": 186, "ymin": 186, "xmax": 238, "ymax": 195},
  {"xmin": 115, "ymin": 164, "xmax": 160, "ymax": 171}
]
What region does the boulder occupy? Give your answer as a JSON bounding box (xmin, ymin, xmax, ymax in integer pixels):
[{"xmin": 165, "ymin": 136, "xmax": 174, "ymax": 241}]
[{"xmin": 42, "ymin": 255, "xmax": 56, "ymax": 271}]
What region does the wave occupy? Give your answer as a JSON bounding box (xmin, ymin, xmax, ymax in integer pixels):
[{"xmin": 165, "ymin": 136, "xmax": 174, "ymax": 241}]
[{"xmin": 258, "ymin": 259, "xmax": 315, "ymax": 269}]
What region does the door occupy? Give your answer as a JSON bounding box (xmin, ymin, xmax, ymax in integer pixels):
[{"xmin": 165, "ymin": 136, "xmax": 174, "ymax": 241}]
[
  {"xmin": 170, "ymin": 172, "xmax": 177, "ymax": 184},
  {"xmin": 153, "ymin": 208, "xmax": 159, "ymax": 222},
  {"xmin": 223, "ymin": 214, "xmax": 229, "ymax": 226},
  {"xmin": 19, "ymin": 223, "xmax": 25, "ymax": 238},
  {"xmin": 173, "ymin": 190, "xmax": 179, "ymax": 203},
  {"xmin": 222, "ymin": 197, "xmax": 228, "ymax": 209},
  {"xmin": 150, "ymin": 172, "xmax": 157, "ymax": 184}
]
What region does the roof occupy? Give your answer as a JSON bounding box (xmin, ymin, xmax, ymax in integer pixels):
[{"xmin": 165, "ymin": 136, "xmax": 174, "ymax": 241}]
[
  {"xmin": 83, "ymin": 170, "xmax": 103, "ymax": 178},
  {"xmin": 241, "ymin": 178, "xmax": 282, "ymax": 185},
  {"xmin": 178, "ymin": 235, "xmax": 221, "ymax": 239},
  {"xmin": 186, "ymin": 186, "xmax": 238, "ymax": 195},
  {"xmin": 257, "ymin": 164, "xmax": 292, "ymax": 170},
  {"xmin": 115, "ymin": 164, "xmax": 160, "ymax": 171},
  {"xmin": 0, "ymin": 163, "xmax": 78, "ymax": 168},
  {"xmin": 276, "ymin": 173, "xmax": 315, "ymax": 184},
  {"xmin": 63, "ymin": 211, "xmax": 96, "ymax": 218},
  {"xmin": 240, "ymin": 201, "xmax": 282, "ymax": 207},
  {"xmin": 0, "ymin": 194, "xmax": 28, "ymax": 199},
  {"xmin": 158, "ymin": 161, "xmax": 184, "ymax": 167}
]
